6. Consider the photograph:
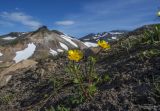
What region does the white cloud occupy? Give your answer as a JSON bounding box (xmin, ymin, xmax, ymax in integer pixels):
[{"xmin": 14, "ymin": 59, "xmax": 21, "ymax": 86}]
[
  {"xmin": 0, "ymin": 11, "xmax": 42, "ymax": 29},
  {"xmin": 55, "ymin": 20, "xmax": 75, "ymax": 26}
]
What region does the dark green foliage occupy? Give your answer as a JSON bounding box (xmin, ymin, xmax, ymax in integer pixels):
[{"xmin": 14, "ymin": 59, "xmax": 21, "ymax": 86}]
[
  {"xmin": 45, "ymin": 105, "xmax": 70, "ymax": 111},
  {"xmin": 143, "ymin": 25, "xmax": 160, "ymax": 44}
]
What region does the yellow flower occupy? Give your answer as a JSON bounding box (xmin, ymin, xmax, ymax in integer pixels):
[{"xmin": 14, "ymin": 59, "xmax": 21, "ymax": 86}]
[
  {"xmin": 97, "ymin": 40, "xmax": 110, "ymax": 49},
  {"xmin": 157, "ymin": 11, "xmax": 160, "ymax": 17},
  {"xmin": 68, "ymin": 49, "xmax": 83, "ymax": 62}
]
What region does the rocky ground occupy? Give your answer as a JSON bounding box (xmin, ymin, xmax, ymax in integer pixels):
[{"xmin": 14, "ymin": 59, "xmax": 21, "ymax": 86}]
[{"xmin": 0, "ymin": 27, "xmax": 160, "ymax": 111}]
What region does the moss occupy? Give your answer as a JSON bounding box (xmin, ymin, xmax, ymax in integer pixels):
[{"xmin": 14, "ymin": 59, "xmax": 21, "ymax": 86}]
[{"xmin": 0, "ymin": 93, "xmax": 14, "ymax": 104}]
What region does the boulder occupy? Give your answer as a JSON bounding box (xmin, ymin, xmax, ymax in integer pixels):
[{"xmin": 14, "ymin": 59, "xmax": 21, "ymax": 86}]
[{"xmin": 0, "ymin": 59, "xmax": 37, "ymax": 87}]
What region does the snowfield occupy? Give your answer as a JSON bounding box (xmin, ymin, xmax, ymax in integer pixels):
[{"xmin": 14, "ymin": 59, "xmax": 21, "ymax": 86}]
[
  {"xmin": 59, "ymin": 42, "xmax": 68, "ymax": 50},
  {"xmin": 13, "ymin": 43, "xmax": 36, "ymax": 63},
  {"xmin": 60, "ymin": 35, "xmax": 78, "ymax": 47},
  {"xmin": 84, "ymin": 42, "xmax": 98, "ymax": 47},
  {"xmin": 2, "ymin": 37, "xmax": 17, "ymax": 40},
  {"xmin": 50, "ymin": 48, "xmax": 58, "ymax": 56}
]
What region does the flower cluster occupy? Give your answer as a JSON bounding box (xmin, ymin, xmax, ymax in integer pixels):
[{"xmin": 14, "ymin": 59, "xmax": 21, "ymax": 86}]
[{"xmin": 67, "ymin": 40, "xmax": 110, "ymax": 100}]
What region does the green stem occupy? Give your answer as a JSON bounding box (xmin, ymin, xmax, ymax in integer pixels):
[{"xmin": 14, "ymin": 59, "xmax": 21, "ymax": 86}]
[
  {"xmin": 73, "ymin": 61, "xmax": 89, "ymax": 100},
  {"xmin": 88, "ymin": 59, "xmax": 93, "ymax": 85}
]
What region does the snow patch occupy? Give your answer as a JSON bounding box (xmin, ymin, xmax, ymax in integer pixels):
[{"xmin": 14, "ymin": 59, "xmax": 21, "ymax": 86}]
[
  {"xmin": 110, "ymin": 32, "xmax": 123, "ymax": 35},
  {"xmin": 57, "ymin": 49, "xmax": 64, "ymax": 52},
  {"xmin": 63, "ymin": 33, "xmax": 73, "ymax": 39},
  {"xmin": 59, "ymin": 42, "xmax": 68, "ymax": 50},
  {"xmin": 50, "ymin": 49, "xmax": 58, "ymax": 56},
  {"xmin": 0, "ymin": 52, "xmax": 3, "ymax": 56},
  {"xmin": 111, "ymin": 37, "xmax": 117, "ymax": 40},
  {"xmin": 84, "ymin": 38, "xmax": 90, "ymax": 41},
  {"xmin": 102, "ymin": 33, "xmax": 108, "ymax": 36},
  {"xmin": 84, "ymin": 42, "xmax": 98, "ymax": 47},
  {"xmin": 2, "ymin": 36, "xmax": 17, "ymax": 40},
  {"xmin": 13, "ymin": 43, "xmax": 36, "ymax": 63},
  {"xmin": 60, "ymin": 35, "xmax": 78, "ymax": 47}
]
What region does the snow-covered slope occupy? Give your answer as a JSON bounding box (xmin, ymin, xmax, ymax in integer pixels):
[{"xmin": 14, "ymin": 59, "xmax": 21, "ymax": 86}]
[{"xmin": 13, "ymin": 43, "xmax": 36, "ymax": 63}]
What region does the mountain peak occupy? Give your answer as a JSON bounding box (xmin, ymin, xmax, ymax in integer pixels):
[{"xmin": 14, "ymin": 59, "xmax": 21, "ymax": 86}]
[{"xmin": 37, "ymin": 26, "xmax": 49, "ymax": 32}]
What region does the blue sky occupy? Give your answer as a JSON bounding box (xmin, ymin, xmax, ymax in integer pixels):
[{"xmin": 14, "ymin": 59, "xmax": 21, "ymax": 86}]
[{"xmin": 0, "ymin": 0, "xmax": 160, "ymax": 37}]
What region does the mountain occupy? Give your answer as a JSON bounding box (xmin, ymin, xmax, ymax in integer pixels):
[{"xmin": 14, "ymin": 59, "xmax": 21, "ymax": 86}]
[
  {"xmin": 80, "ymin": 31, "xmax": 127, "ymax": 43},
  {"xmin": 0, "ymin": 24, "xmax": 160, "ymax": 111},
  {"xmin": 0, "ymin": 32, "xmax": 28, "ymax": 40},
  {"xmin": 0, "ymin": 26, "xmax": 87, "ymax": 64}
]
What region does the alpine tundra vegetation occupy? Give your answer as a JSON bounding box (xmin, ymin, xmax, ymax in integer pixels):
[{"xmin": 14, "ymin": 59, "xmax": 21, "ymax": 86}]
[{"xmin": 0, "ymin": 0, "xmax": 160, "ymax": 111}]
